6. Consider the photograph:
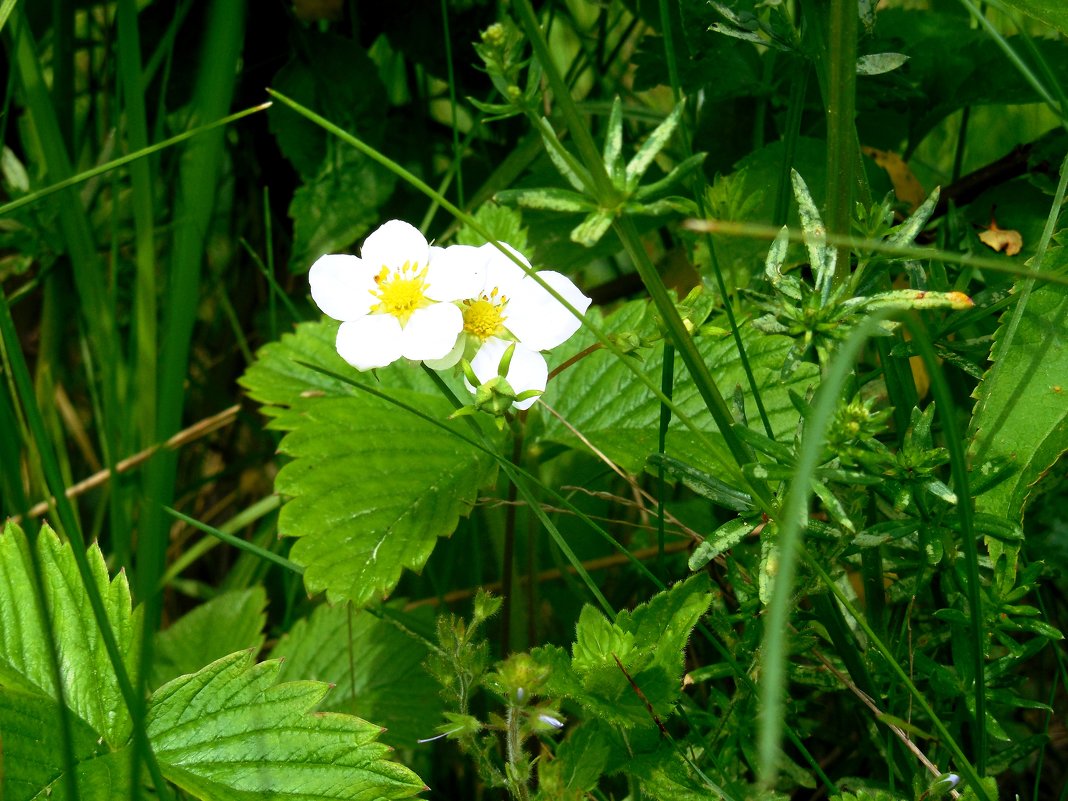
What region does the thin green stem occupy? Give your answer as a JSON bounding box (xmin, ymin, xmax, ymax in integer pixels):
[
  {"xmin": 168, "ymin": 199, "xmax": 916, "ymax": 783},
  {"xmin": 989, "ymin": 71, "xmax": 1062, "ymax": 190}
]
[
  {"xmin": 824, "ymin": 0, "xmax": 858, "ymax": 289},
  {"xmin": 804, "ymin": 551, "xmax": 991, "ymax": 800},
  {"xmin": 439, "ymin": 0, "xmax": 464, "ymax": 207},
  {"xmin": 758, "ymin": 312, "xmax": 891, "ymax": 785},
  {"xmin": 904, "ymin": 316, "xmax": 985, "ymax": 775}
]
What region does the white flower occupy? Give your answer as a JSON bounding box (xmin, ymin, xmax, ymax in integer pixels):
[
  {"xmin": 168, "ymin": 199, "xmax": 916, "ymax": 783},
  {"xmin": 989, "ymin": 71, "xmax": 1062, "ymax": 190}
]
[
  {"xmin": 309, "ymin": 220, "xmax": 468, "ymax": 370},
  {"xmin": 427, "ymin": 241, "xmax": 591, "ymax": 409}
]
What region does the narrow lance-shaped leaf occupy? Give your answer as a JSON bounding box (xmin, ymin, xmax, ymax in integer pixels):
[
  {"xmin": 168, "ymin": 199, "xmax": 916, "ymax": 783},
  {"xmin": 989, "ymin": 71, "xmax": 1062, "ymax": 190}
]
[
  {"xmin": 888, "ymin": 186, "xmax": 941, "ymax": 247},
  {"xmin": 603, "ymin": 97, "xmax": 624, "ymax": 180},
  {"xmin": 625, "ymin": 103, "xmax": 684, "ymax": 191},
  {"xmin": 790, "ymin": 169, "xmax": 836, "ymax": 301}
]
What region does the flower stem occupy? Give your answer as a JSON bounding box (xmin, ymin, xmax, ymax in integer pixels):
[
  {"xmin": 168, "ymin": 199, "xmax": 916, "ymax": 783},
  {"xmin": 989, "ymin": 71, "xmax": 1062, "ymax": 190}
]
[{"xmin": 501, "ymin": 423, "xmax": 525, "ymax": 654}]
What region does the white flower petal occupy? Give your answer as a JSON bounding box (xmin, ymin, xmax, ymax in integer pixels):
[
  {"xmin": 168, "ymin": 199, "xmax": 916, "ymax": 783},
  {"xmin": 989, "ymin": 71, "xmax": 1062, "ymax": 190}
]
[
  {"xmin": 309, "ymin": 254, "xmax": 376, "ymax": 321},
  {"xmin": 423, "ymin": 331, "xmax": 467, "ymax": 370},
  {"xmin": 400, "ymin": 303, "xmax": 464, "ymax": 361},
  {"xmin": 507, "ymin": 271, "xmax": 591, "ymax": 351},
  {"xmin": 426, "ymin": 244, "xmax": 484, "ymax": 301},
  {"xmin": 469, "ymin": 338, "xmax": 547, "ymax": 411},
  {"xmin": 480, "ymin": 243, "xmax": 530, "ymax": 297},
  {"xmin": 336, "ymin": 315, "xmax": 404, "ymax": 370},
  {"xmin": 361, "ymin": 220, "xmax": 430, "ymax": 271}
]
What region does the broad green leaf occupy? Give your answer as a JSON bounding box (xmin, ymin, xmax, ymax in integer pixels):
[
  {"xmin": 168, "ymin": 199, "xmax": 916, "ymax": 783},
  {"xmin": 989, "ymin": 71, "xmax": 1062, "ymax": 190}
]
[
  {"xmin": 563, "ymin": 575, "xmax": 712, "ymax": 728},
  {"xmin": 268, "ymin": 31, "xmax": 388, "ymax": 179},
  {"xmin": 288, "ymin": 146, "xmax": 398, "ymax": 274},
  {"xmin": 240, "ymin": 320, "xmax": 498, "ymax": 605},
  {"xmin": 542, "ymin": 301, "xmax": 819, "ymax": 477},
  {"xmin": 271, "ymin": 601, "xmax": 442, "ymax": 747},
  {"xmin": 969, "ymin": 245, "xmax": 1068, "ymax": 522},
  {"xmin": 0, "ymin": 688, "xmax": 131, "ymax": 801},
  {"xmin": 541, "ymin": 722, "xmax": 612, "ymax": 794},
  {"xmin": 152, "ymin": 587, "xmax": 268, "ymax": 687},
  {"xmin": 0, "ymin": 522, "xmax": 139, "ymax": 746},
  {"xmin": 996, "ymin": 0, "xmax": 1068, "ymax": 37},
  {"xmin": 0, "ymin": 523, "xmax": 425, "ymax": 801},
  {"xmin": 148, "ymin": 651, "xmax": 426, "ymax": 800}
]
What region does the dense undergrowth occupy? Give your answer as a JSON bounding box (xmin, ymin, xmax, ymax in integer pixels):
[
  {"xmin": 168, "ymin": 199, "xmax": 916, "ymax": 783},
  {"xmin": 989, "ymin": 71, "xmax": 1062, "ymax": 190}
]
[{"xmin": 1, "ymin": 1, "xmax": 1067, "ymax": 799}]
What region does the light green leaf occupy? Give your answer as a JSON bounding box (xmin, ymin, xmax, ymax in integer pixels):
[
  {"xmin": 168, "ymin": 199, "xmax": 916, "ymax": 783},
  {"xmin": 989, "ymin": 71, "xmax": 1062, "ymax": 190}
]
[
  {"xmin": 0, "ymin": 688, "xmax": 131, "ymax": 801},
  {"xmin": 625, "ymin": 104, "xmax": 683, "ymax": 190},
  {"xmin": 565, "ymin": 575, "xmax": 712, "ymax": 728},
  {"xmin": 996, "ymin": 0, "xmax": 1068, "ymax": 37},
  {"xmin": 0, "ymin": 522, "xmax": 139, "ymax": 746},
  {"xmin": 689, "ymin": 517, "xmax": 753, "ymax": 570},
  {"xmin": 240, "ymin": 320, "xmax": 498, "ymax": 605},
  {"xmin": 603, "ymin": 97, "xmax": 624, "ymax": 177},
  {"xmin": 148, "ymin": 651, "xmax": 426, "ymax": 800},
  {"xmin": 496, "ymin": 186, "xmax": 595, "ymax": 213},
  {"xmin": 546, "ymin": 722, "xmax": 612, "ymax": 793},
  {"xmin": 570, "ymin": 209, "xmax": 615, "ymax": 246},
  {"xmin": 0, "ymin": 523, "xmax": 426, "ymax": 801},
  {"xmin": 543, "ymin": 302, "xmax": 819, "ymax": 477},
  {"xmin": 855, "ymin": 53, "xmax": 909, "ymax": 75},
  {"xmin": 455, "ymin": 201, "xmax": 529, "ymax": 252},
  {"xmin": 887, "ymin": 186, "xmax": 940, "ymax": 247},
  {"xmin": 791, "ymin": 169, "xmax": 835, "ymax": 298},
  {"xmin": 152, "ymin": 587, "xmax": 267, "ymax": 687},
  {"xmin": 969, "ymin": 245, "xmax": 1068, "ymax": 522},
  {"xmin": 540, "ymin": 120, "xmax": 593, "ymax": 192},
  {"xmin": 271, "ymin": 601, "xmax": 442, "ymax": 747}
]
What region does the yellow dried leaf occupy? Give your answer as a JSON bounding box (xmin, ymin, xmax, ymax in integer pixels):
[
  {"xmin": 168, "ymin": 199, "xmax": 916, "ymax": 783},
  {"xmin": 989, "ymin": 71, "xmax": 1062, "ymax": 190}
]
[
  {"xmin": 861, "ymin": 146, "xmax": 927, "ymax": 210},
  {"xmin": 978, "ymin": 220, "xmax": 1023, "ymax": 256}
]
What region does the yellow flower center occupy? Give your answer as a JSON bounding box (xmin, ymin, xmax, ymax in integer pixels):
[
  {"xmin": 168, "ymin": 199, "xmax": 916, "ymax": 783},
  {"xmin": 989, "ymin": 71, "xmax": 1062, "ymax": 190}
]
[
  {"xmin": 371, "ymin": 262, "xmax": 430, "ymax": 324},
  {"xmin": 463, "ymin": 287, "xmax": 508, "ymax": 341}
]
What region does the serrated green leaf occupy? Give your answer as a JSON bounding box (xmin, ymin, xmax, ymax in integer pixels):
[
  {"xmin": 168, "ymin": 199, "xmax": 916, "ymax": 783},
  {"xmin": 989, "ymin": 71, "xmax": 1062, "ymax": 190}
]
[
  {"xmin": 543, "ymin": 302, "xmax": 819, "ymax": 477},
  {"xmin": 288, "ymin": 147, "xmax": 397, "ymax": 274},
  {"xmin": 566, "ymin": 575, "xmax": 712, "ymax": 728},
  {"xmin": 0, "ymin": 522, "xmax": 139, "ymax": 746},
  {"xmin": 0, "ymin": 688, "xmax": 131, "ymax": 801},
  {"xmin": 551, "ymin": 722, "xmax": 612, "ymax": 793},
  {"xmin": 152, "ymin": 587, "xmax": 268, "ymax": 687},
  {"xmin": 271, "ymin": 601, "xmax": 442, "ymax": 747},
  {"xmin": 969, "ymin": 245, "xmax": 1068, "ymax": 523},
  {"xmin": 148, "ymin": 651, "xmax": 426, "ymax": 800},
  {"xmin": 455, "ymin": 201, "xmax": 529, "ymax": 252},
  {"xmin": 240, "ymin": 320, "xmax": 498, "ymax": 606},
  {"xmin": 268, "ymin": 32, "xmax": 387, "ymax": 179}
]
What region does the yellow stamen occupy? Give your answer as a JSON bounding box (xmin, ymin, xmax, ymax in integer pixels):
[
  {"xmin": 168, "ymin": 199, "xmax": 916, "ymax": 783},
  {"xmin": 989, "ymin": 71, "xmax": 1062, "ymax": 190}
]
[
  {"xmin": 463, "ymin": 289, "xmax": 508, "ymax": 341},
  {"xmin": 370, "ymin": 261, "xmax": 430, "ymax": 324}
]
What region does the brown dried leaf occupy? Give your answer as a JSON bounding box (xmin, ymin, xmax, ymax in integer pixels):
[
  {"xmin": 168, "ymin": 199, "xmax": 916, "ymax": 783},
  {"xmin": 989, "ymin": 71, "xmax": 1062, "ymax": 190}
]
[
  {"xmin": 862, "ymin": 146, "xmax": 927, "ymax": 210},
  {"xmin": 978, "ymin": 219, "xmax": 1023, "ymax": 256}
]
